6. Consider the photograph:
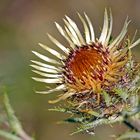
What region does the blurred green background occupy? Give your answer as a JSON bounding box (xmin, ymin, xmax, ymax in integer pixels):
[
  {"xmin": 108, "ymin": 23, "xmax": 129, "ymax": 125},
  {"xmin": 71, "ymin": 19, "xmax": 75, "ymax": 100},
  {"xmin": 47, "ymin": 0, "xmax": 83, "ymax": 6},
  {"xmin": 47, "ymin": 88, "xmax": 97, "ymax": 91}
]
[{"xmin": 0, "ymin": 0, "xmax": 140, "ymax": 140}]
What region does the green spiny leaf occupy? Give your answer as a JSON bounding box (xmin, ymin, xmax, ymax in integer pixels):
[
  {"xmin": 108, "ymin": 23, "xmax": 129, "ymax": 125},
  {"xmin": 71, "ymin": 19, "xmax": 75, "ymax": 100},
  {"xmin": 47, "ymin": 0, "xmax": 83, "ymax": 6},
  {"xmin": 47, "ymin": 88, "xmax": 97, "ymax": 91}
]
[
  {"xmin": 0, "ymin": 130, "xmax": 21, "ymax": 140},
  {"xmin": 114, "ymin": 88, "xmax": 128, "ymax": 101},
  {"xmin": 48, "ymin": 107, "xmax": 74, "ymax": 114},
  {"xmin": 84, "ymin": 110, "xmax": 100, "ymax": 117},
  {"xmin": 3, "ymin": 93, "xmax": 34, "ymax": 140},
  {"xmin": 102, "ymin": 91, "xmax": 112, "ymax": 106},
  {"xmin": 3, "ymin": 93, "xmax": 23, "ymax": 134},
  {"xmin": 71, "ymin": 115, "xmax": 124, "ymax": 135}
]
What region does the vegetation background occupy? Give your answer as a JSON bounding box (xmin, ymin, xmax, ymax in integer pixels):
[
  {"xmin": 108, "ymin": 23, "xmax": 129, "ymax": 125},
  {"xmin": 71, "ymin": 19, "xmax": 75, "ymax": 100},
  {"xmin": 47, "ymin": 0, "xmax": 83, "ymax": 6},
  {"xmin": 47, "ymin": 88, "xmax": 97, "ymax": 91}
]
[{"xmin": 0, "ymin": 0, "xmax": 140, "ymax": 140}]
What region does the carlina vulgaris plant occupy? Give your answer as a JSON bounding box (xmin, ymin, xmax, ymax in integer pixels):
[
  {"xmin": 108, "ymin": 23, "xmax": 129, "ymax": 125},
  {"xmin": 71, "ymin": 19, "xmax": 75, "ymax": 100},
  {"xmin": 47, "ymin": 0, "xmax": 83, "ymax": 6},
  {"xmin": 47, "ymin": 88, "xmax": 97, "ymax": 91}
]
[{"xmin": 31, "ymin": 9, "xmax": 140, "ymax": 135}]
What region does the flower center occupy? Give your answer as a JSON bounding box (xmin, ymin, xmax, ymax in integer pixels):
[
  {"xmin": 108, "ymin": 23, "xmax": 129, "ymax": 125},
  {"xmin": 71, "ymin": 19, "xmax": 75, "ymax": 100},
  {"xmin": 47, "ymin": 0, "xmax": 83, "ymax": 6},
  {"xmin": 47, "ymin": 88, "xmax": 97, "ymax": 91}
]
[{"xmin": 64, "ymin": 44, "xmax": 109, "ymax": 92}]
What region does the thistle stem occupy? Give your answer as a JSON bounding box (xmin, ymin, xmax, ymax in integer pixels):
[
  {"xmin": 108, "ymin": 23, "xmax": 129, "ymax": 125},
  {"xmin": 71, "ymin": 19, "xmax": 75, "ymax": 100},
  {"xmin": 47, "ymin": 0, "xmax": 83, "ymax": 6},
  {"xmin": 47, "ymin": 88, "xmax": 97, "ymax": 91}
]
[{"xmin": 123, "ymin": 120, "xmax": 139, "ymax": 132}]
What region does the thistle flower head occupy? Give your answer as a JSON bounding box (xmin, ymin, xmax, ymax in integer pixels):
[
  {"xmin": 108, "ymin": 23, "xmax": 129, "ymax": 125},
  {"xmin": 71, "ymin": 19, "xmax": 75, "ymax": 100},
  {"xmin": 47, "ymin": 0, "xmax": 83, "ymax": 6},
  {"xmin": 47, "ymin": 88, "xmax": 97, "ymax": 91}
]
[{"xmin": 31, "ymin": 9, "xmax": 140, "ymax": 132}]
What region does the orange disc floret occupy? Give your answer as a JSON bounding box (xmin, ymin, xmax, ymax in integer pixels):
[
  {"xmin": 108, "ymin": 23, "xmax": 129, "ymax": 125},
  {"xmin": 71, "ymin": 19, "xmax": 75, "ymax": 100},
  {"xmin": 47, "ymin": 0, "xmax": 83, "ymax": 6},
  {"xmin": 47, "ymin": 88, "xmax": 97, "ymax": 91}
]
[{"xmin": 64, "ymin": 43, "xmax": 109, "ymax": 93}]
